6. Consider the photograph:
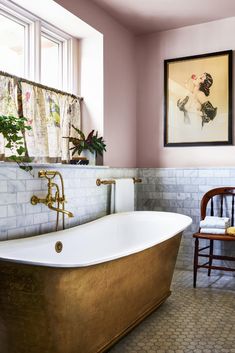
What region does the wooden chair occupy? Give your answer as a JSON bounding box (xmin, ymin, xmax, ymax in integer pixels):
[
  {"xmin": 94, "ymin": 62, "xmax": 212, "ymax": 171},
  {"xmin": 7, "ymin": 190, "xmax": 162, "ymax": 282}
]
[{"xmin": 193, "ymin": 187, "xmax": 235, "ymax": 288}]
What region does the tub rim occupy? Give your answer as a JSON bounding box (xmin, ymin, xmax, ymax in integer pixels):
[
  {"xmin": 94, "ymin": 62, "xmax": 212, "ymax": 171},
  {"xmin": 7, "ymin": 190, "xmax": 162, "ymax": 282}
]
[{"xmin": 0, "ymin": 211, "xmax": 192, "ymax": 268}]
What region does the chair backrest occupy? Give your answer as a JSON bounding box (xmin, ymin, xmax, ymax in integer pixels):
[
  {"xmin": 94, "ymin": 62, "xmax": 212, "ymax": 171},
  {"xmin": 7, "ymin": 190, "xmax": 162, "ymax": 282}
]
[{"xmin": 200, "ymin": 187, "xmax": 235, "ymax": 225}]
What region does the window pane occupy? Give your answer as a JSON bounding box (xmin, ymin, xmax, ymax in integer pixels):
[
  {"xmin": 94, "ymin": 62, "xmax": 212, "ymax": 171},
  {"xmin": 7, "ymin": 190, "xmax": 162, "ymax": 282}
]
[
  {"xmin": 0, "ymin": 14, "xmax": 25, "ymax": 77},
  {"xmin": 41, "ymin": 35, "xmax": 60, "ymax": 88}
]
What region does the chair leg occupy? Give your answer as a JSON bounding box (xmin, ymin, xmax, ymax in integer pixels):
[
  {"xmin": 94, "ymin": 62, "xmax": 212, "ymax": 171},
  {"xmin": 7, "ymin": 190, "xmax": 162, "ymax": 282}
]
[
  {"xmin": 208, "ymin": 239, "xmax": 214, "ymax": 276},
  {"xmin": 193, "ymin": 238, "xmax": 199, "ymax": 288}
]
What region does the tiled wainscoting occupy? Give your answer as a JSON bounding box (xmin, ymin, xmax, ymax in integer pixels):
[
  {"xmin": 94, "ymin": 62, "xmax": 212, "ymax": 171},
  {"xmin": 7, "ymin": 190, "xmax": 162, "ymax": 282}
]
[
  {"xmin": 0, "ymin": 163, "xmax": 137, "ymax": 241},
  {"xmin": 137, "ymin": 168, "xmax": 235, "ymax": 271}
]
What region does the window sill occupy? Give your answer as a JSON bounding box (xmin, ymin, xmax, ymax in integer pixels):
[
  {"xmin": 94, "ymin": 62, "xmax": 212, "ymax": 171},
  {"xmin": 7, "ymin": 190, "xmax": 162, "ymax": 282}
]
[{"xmin": 0, "ymin": 162, "xmax": 109, "ymax": 169}]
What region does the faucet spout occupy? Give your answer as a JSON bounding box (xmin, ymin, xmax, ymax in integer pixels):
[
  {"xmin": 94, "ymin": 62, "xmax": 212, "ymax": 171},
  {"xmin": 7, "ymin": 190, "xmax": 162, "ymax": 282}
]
[{"xmin": 48, "ymin": 203, "xmax": 74, "ymax": 218}]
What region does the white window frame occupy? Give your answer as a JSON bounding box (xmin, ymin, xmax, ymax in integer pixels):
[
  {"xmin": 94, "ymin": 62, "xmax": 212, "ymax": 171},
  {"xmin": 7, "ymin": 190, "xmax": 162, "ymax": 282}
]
[
  {"xmin": 41, "ymin": 23, "xmax": 71, "ymax": 90},
  {"xmin": 0, "ymin": 0, "xmax": 74, "ymax": 92},
  {"xmin": 40, "ymin": 30, "xmax": 63, "ymax": 89},
  {"xmin": 0, "ymin": 7, "xmax": 31, "ymax": 78}
]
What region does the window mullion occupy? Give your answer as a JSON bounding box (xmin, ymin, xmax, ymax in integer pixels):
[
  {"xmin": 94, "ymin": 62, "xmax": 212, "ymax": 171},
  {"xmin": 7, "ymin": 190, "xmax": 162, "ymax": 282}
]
[
  {"xmin": 32, "ymin": 20, "xmax": 41, "ymax": 83},
  {"xmin": 24, "ymin": 22, "xmax": 29, "ymax": 78},
  {"xmin": 62, "ymin": 40, "xmax": 68, "ymax": 91},
  {"xmin": 68, "ymin": 38, "xmax": 79, "ymax": 95},
  {"xmin": 58, "ymin": 40, "xmax": 63, "ymax": 90}
]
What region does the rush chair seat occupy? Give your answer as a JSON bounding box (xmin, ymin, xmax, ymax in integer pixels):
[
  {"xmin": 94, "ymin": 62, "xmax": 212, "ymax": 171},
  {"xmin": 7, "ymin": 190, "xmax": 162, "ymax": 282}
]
[{"xmin": 193, "ymin": 187, "xmax": 235, "ymax": 288}]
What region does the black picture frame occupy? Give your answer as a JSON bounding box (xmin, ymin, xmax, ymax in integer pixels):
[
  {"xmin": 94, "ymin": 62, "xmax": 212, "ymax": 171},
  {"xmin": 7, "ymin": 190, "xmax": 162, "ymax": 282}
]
[{"xmin": 164, "ymin": 50, "xmax": 233, "ymax": 147}]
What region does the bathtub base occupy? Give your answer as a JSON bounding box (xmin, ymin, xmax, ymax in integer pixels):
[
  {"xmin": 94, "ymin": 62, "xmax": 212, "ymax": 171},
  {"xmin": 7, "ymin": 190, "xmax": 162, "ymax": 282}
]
[
  {"xmin": 0, "ymin": 233, "xmax": 181, "ymax": 353},
  {"xmin": 99, "ymin": 291, "xmax": 171, "ymax": 353}
]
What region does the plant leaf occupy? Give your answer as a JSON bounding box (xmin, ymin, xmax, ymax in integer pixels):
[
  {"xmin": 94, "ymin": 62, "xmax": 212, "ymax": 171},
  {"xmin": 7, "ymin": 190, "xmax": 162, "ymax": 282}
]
[{"xmin": 71, "ymin": 125, "xmax": 85, "ymax": 140}]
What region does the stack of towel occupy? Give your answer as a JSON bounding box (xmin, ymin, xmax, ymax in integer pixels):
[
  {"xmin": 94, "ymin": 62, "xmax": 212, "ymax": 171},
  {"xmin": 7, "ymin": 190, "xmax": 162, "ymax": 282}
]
[{"xmin": 200, "ymin": 216, "xmax": 230, "ymax": 234}]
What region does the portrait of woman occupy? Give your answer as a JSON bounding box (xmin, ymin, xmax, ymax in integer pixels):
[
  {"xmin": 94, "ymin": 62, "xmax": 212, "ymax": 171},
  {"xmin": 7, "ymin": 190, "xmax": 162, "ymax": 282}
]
[
  {"xmin": 177, "ymin": 72, "xmax": 217, "ymax": 127},
  {"xmin": 164, "ymin": 51, "xmax": 232, "ymax": 146}
]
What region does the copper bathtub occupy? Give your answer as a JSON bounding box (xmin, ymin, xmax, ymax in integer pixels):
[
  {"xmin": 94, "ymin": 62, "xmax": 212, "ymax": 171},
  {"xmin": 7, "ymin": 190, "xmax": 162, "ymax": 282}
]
[{"xmin": 0, "ymin": 211, "xmax": 191, "ymax": 353}]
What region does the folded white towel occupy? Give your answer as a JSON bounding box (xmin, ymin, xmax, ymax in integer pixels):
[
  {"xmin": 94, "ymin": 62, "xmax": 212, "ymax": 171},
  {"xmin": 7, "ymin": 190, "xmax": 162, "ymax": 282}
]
[
  {"xmin": 200, "ymin": 228, "xmax": 226, "ymax": 234},
  {"xmin": 200, "ymin": 216, "xmax": 230, "ymax": 229}
]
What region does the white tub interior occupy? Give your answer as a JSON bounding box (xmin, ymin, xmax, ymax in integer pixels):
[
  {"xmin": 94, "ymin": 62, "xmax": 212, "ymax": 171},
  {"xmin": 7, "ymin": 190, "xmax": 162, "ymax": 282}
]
[{"xmin": 0, "ymin": 211, "xmax": 192, "ymax": 267}]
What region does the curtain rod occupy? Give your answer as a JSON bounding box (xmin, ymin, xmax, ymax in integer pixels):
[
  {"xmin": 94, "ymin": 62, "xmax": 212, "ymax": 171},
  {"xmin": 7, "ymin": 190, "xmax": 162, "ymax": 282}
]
[{"xmin": 0, "ymin": 70, "xmax": 83, "ymax": 102}]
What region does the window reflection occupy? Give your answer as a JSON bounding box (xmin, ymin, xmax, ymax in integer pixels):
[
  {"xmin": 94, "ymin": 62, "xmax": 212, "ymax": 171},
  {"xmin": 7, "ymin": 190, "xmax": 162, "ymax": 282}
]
[
  {"xmin": 41, "ymin": 35, "xmax": 60, "ymax": 88},
  {"xmin": 0, "ymin": 13, "xmax": 25, "ymax": 76}
]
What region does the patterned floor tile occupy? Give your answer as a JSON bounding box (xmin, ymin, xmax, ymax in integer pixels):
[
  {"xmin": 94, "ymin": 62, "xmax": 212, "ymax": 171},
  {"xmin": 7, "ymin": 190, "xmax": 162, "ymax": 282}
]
[{"xmin": 109, "ymin": 270, "xmax": 235, "ymax": 353}]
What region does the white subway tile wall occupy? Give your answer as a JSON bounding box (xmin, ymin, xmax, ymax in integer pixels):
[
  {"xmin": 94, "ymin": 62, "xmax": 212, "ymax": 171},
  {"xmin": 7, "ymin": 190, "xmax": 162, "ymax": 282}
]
[
  {"xmin": 137, "ymin": 168, "xmax": 235, "ymax": 271},
  {"xmin": 0, "ymin": 164, "xmax": 137, "ymax": 241}
]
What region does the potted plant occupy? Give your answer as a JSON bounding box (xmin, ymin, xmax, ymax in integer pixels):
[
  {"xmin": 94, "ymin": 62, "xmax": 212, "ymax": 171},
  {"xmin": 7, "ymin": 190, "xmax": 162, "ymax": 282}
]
[
  {"xmin": 64, "ymin": 125, "xmax": 106, "ymax": 165},
  {"xmin": 0, "ymin": 115, "xmax": 32, "ymax": 172}
]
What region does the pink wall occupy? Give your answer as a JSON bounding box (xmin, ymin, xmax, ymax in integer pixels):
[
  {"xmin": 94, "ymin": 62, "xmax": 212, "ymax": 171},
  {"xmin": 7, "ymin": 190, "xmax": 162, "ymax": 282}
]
[
  {"xmin": 54, "ymin": 2, "xmax": 235, "ymax": 168},
  {"xmin": 55, "ymin": 0, "xmax": 137, "ymax": 168},
  {"xmin": 136, "ymin": 17, "xmax": 235, "ymax": 167}
]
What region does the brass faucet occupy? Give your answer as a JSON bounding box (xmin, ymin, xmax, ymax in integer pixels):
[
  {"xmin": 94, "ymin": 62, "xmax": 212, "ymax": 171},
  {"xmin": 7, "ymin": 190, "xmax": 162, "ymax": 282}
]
[{"xmin": 31, "ymin": 170, "xmax": 74, "ymax": 231}]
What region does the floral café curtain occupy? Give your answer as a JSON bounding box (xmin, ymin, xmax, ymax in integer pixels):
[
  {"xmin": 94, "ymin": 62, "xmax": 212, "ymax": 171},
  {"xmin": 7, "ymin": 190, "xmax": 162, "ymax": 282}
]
[
  {"xmin": 0, "ymin": 71, "xmax": 82, "ymax": 163},
  {"xmin": 0, "ymin": 75, "xmax": 19, "ymax": 158}
]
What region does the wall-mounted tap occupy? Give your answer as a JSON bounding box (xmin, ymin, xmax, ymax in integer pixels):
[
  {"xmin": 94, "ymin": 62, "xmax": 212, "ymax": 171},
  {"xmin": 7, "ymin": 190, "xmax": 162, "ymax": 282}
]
[{"xmin": 31, "ymin": 170, "xmax": 74, "ymax": 231}]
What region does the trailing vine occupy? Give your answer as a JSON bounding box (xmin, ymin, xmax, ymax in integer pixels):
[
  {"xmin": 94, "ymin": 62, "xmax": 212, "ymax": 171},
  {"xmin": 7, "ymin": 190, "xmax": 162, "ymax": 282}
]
[{"xmin": 0, "ymin": 115, "xmax": 33, "ymax": 173}]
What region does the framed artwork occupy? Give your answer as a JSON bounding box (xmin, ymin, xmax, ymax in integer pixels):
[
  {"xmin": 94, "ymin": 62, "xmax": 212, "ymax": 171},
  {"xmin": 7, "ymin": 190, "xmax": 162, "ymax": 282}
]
[{"xmin": 164, "ymin": 50, "xmax": 232, "ymax": 146}]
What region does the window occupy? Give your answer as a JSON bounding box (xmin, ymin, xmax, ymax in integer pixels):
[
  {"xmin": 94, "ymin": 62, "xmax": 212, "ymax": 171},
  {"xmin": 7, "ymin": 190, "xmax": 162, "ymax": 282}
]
[
  {"xmin": 0, "ymin": 12, "xmax": 26, "ymax": 77},
  {"xmin": 41, "ymin": 34, "xmax": 61, "ymax": 88},
  {"xmin": 0, "ymin": 1, "xmax": 74, "ymax": 92}
]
